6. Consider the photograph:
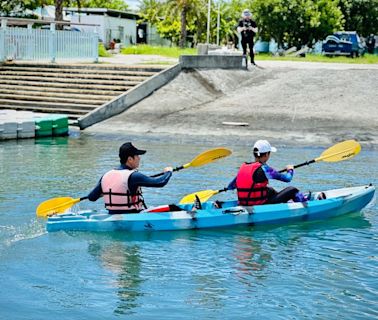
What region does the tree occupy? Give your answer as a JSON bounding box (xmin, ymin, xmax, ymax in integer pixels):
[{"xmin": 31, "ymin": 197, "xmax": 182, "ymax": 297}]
[
  {"xmin": 0, "ymin": 0, "xmax": 41, "ymax": 16},
  {"xmin": 165, "ymin": 0, "xmax": 203, "ymax": 48},
  {"xmin": 53, "ymin": 0, "xmax": 129, "ymax": 29},
  {"xmin": 339, "ymin": 0, "xmax": 378, "ymax": 36},
  {"xmin": 80, "ymin": 0, "xmax": 129, "ymax": 11},
  {"xmin": 139, "ymin": 0, "xmax": 165, "ymax": 26},
  {"xmin": 139, "ymin": 0, "xmax": 207, "ymax": 47},
  {"xmin": 251, "ymin": 0, "xmax": 343, "ymax": 47}
]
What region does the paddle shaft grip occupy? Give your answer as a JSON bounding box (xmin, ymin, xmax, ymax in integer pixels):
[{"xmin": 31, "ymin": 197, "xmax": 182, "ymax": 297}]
[
  {"xmin": 80, "ymin": 196, "xmax": 88, "ymax": 201},
  {"xmin": 150, "ymin": 166, "xmax": 183, "ymax": 178},
  {"xmin": 279, "ymin": 159, "xmax": 316, "ymax": 173}
]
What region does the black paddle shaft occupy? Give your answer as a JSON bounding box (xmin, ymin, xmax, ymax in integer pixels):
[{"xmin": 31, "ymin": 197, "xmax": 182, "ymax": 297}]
[
  {"xmin": 279, "ymin": 159, "xmax": 316, "ymax": 173},
  {"xmin": 150, "ymin": 166, "xmax": 184, "ymax": 178}
]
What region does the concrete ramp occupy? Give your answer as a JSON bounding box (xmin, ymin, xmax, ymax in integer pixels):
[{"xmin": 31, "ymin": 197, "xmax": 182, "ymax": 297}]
[{"xmin": 78, "ymin": 63, "xmax": 182, "ymax": 129}]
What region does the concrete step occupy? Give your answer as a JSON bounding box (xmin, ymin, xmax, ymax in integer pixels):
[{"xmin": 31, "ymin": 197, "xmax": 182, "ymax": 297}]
[
  {"xmin": 0, "ymin": 88, "xmax": 117, "ymax": 100},
  {"xmin": 0, "ymin": 66, "xmax": 157, "ymax": 77},
  {"xmin": 0, "ymin": 85, "xmax": 124, "ymax": 96},
  {"xmin": 0, "ymin": 104, "xmax": 87, "ymax": 119},
  {"xmin": 0, "ymin": 70, "xmax": 150, "ymax": 81},
  {"xmin": 0, "ymin": 62, "xmax": 168, "ymax": 123},
  {"xmin": 0, "ymin": 99, "xmax": 97, "ymax": 111},
  {"xmin": 3, "ymin": 62, "xmax": 168, "ymax": 73},
  {"xmin": 0, "ymin": 75, "xmax": 142, "ymax": 86},
  {"xmin": 0, "ymin": 94, "xmax": 105, "ymax": 105},
  {"xmin": 0, "ymin": 79, "xmax": 133, "ymax": 91}
]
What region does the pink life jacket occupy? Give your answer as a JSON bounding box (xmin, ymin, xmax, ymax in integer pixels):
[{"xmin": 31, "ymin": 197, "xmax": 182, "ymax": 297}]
[{"xmin": 101, "ymin": 169, "xmax": 145, "ymax": 212}]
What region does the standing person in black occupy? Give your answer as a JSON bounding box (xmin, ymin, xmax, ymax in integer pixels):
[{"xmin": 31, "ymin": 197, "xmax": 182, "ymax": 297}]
[{"xmin": 237, "ymin": 9, "xmax": 258, "ymax": 66}]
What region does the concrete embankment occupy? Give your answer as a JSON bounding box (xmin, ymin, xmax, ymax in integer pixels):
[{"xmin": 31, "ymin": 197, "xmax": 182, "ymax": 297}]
[{"xmin": 85, "ymin": 60, "xmax": 378, "ymax": 148}]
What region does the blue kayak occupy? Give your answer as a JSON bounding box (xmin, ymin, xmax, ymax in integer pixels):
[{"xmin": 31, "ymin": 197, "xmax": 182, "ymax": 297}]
[{"xmin": 46, "ymin": 185, "xmax": 375, "ymax": 233}]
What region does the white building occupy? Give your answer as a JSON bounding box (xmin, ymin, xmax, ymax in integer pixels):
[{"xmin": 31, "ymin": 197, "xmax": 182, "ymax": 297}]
[{"xmin": 65, "ymin": 8, "xmax": 170, "ymax": 48}]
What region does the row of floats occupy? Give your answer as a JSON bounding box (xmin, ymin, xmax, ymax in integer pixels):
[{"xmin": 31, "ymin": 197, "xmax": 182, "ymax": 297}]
[{"xmin": 0, "ymin": 110, "xmax": 69, "ymax": 140}]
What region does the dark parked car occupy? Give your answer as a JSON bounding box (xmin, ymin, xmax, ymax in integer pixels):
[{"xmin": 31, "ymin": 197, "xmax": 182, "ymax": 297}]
[{"xmin": 322, "ymin": 31, "xmax": 365, "ymax": 58}]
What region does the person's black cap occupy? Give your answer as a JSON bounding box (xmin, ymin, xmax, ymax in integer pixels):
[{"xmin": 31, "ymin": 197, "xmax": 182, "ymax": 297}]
[{"xmin": 119, "ymin": 142, "xmax": 146, "ymax": 163}]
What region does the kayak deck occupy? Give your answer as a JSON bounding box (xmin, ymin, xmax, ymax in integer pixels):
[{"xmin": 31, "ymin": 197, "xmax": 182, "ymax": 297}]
[{"xmin": 46, "ymin": 185, "xmax": 375, "ymax": 232}]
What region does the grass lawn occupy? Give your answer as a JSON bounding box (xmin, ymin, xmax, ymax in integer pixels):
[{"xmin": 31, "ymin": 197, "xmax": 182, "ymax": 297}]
[
  {"xmin": 255, "ymin": 52, "xmax": 378, "ymax": 64},
  {"xmin": 121, "ymin": 45, "xmax": 196, "ymax": 58},
  {"xmin": 120, "ymin": 44, "xmax": 378, "ymax": 64}
]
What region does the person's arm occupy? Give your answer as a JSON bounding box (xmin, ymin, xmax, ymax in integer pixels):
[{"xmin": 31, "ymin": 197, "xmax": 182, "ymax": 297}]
[
  {"xmin": 236, "ymin": 20, "xmax": 245, "ymax": 33},
  {"xmin": 250, "ymin": 20, "xmax": 258, "ymax": 33},
  {"xmin": 87, "ymin": 178, "xmax": 103, "ymax": 201},
  {"xmin": 262, "ymin": 164, "xmax": 294, "ymax": 182},
  {"xmin": 128, "ymin": 170, "xmax": 173, "ymax": 194},
  {"xmin": 227, "ymin": 177, "xmax": 237, "ymax": 190}
]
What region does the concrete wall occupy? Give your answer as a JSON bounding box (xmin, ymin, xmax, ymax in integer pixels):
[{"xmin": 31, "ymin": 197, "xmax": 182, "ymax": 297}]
[
  {"xmin": 180, "ymin": 55, "xmax": 245, "ymax": 69},
  {"xmin": 78, "ymin": 63, "xmax": 182, "ymax": 129}
]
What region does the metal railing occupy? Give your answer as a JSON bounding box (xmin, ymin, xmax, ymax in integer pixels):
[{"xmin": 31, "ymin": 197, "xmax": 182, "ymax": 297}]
[{"xmin": 0, "ymin": 18, "xmax": 99, "ymax": 63}]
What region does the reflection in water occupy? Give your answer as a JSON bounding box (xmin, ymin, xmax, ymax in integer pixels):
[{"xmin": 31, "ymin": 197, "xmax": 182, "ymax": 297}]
[
  {"xmin": 34, "ymin": 136, "xmax": 69, "ymax": 146},
  {"xmin": 88, "ymin": 241, "xmax": 143, "ymax": 315},
  {"xmin": 234, "ymin": 236, "xmax": 272, "ymax": 275}
]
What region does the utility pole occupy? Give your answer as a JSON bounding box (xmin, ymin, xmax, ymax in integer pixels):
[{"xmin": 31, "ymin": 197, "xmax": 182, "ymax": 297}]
[
  {"xmin": 216, "ymin": 2, "xmax": 220, "ymax": 46},
  {"xmin": 206, "ymin": 0, "xmax": 211, "ymax": 44}
]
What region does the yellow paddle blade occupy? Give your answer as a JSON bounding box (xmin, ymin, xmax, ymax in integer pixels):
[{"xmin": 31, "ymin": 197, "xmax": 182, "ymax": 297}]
[
  {"xmin": 36, "ymin": 197, "xmax": 80, "ymax": 218},
  {"xmin": 316, "ymin": 140, "xmax": 361, "ymax": 163},
  {"xmin": 179, "ymin": 189, "xmax": 220, "ymax": 204},
  {"xmin": 189, "ymin": 147, "xmax": 232, "ymax": 167}
]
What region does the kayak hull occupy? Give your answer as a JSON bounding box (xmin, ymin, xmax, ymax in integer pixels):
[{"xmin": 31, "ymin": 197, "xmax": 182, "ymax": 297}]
[{"xmin": 46, "ymin": 185, "xmax": 375, "ymax": 233}]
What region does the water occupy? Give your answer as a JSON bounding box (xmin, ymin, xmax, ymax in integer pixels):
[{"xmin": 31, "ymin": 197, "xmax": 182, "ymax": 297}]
[{"xmin": 1, "ymin": 133, "xmax": 377, "ymax": 319}]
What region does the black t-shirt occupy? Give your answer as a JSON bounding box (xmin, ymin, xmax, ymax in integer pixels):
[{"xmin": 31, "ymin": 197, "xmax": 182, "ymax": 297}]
[{"xmin": 238, "ymin": 18, "xmax": 257, "ymax": 40}]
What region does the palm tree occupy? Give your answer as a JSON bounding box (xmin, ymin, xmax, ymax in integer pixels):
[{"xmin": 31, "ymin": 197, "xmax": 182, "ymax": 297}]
[{"xmin": 166, "ymin": 0, "xmax": 203, "ymax": 48}]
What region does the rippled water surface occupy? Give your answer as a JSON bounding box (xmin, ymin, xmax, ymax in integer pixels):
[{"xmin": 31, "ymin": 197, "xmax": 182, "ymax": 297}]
[{"xmin": 0, "ymin": 133, "xmax": 377, "ymax": 319}]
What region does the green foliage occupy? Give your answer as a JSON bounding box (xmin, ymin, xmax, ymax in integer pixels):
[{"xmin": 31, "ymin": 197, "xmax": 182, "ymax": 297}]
[
  {"xmin": 139, "ymin": 0, "xmax": 165, "ymax": 25},
  {"xmin": 256, "ymin": 52, "xmax": 378, "ymax": 64},
  {"xmin": 139, "ymin": 0, "xmax": 377, "ymax": 49},
  {"xmin": 251, "ymin": 0, "xmax": 343, "ymax": 47},
  {"xmin": 121, "ymin": 44, "xmax": 197, "ymax": 57},
  {"xmin": 80, "ymin": 0, "xmax": 128, "ymax": 10},
  {"xmin": 0, "ymin": 0, "xmax": 41, "ymax": 15},
  {"xmin": 98, "ymin": 42, "xmax": 110, "ymax": 57},
  {"xmin": 339, "ymin": 0, "xmax": 378, "ymax": 36}
]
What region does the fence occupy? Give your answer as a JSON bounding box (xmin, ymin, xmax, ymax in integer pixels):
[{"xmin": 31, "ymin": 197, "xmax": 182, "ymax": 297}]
[{"xmin": 0, "ymin": 18, "xmax": 99, "ymax": 63}]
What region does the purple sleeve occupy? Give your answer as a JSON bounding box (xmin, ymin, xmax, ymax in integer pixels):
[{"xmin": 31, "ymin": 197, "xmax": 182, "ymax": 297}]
[
  {"xmin": 227, "ymin": 177, "xmax": 237, "ymax": 190},
  {"xmin": 262, "ymin": 164, "xmax": 293, "ymax": 182}
]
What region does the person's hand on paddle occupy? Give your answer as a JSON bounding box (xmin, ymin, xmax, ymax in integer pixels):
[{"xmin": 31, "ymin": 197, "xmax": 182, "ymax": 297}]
[
  {"xmin": 164, "ymin": 166, "xmax": 173, "ymax": 173},
  {"xmin": 286, "ymin": 165, "xmax": 294, "ymax": 171}
]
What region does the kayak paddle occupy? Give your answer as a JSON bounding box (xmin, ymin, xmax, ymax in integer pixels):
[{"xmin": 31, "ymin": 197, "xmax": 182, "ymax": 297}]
[
  {"xmin": 279, "ymin": 139, "xmax": 361, "ymax": 172},
  {"xmin": 151, "ymin": 147, "xmax": 232, "ymax": 177},
  {"xmin": 36, "ymin": 196, "xmax": 88, "ymax": 218},
  {"xmin": 179, "ymin": 188, "xmax": 228, "ymax": 204},
  {"xmin": 180, "ymin": 140, "xmax": 361, "ymax": 204}
]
